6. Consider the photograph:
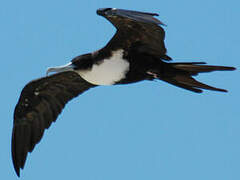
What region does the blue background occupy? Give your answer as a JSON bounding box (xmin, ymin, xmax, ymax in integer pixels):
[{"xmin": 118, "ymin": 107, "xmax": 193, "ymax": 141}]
[{"xmin": 1, "ymin": 0, "xmax": 239, "ymax": 179}]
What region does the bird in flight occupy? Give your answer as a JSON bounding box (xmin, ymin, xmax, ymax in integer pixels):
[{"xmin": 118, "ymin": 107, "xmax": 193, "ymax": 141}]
[{"xmin": 12, "ymin": 8, "xmax": 235, "ymax": 176}]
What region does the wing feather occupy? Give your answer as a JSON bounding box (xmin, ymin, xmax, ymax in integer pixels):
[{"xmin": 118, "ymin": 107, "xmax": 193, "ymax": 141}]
[
  {"xmin": 12, "ymin": 71, "xmax": 96, "ymax": 176},
  {"xmin": 97, "ymin": 8, "xmax": 171, "ymax": 60}
]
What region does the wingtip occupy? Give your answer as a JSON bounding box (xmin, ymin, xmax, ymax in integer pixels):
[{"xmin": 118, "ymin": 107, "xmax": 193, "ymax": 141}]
[
  {"xmin": 151, "ymin": 12, "xmax": 159, "ymax": 16},
  {"xmin": 217, "ymin": 88, "xmax": 228, "ymax": 93},
  {"xmin": 13, "ymin": 164, "xmax": 20, "ymax": 177},
  {"xmin": 229, "ymin": 67, "xmax": 236, "ymax": 71},
  {"xmin": 12, "ymin": 143, "xmax": 21, "ymax": 177},
  {"xmin": 12, "ymin": 129, "xmax": 20, "ymax": 177},
  {"xmin": 16, "ymin": 170, "xmax": 20, "ymax": 177}
]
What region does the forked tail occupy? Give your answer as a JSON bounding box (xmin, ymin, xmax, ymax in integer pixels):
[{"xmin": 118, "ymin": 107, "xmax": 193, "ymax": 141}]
[{"xmin": 157, "ymin": 62, "xmax": 235, "ymax": 93}]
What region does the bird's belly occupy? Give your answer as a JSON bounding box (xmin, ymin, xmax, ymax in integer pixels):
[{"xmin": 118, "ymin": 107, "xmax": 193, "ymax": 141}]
[{"xmin": 77, "ymin": 50, "xmax": 130, "ymax": 85}]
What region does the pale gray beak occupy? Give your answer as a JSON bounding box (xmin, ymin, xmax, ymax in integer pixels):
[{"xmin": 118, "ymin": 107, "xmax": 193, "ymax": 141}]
[{"xmin": 46, "ymin": 62, "xmax": 74, "ymax": 76}]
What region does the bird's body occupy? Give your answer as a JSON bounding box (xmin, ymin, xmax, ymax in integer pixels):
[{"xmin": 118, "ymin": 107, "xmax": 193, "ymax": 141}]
[
  {"xmin": 12, "ymin": 8, "xmax": 235, "ymax": 177},
  {"xmin": 60, "ymin": 49, "xmax": 154, "ymax": 85},
  {"xmin": 75, "ymin": 49, "xmax": 129, "ymax": 85}
]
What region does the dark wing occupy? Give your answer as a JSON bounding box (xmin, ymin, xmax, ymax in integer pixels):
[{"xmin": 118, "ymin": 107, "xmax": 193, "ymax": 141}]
[
  {"xmin": 97, "ymin": 8, "xmax": 172, "ymax": 60},
  {"xmin": 12, "ymin": 71, "xmax": 96, "ymax": 176}
]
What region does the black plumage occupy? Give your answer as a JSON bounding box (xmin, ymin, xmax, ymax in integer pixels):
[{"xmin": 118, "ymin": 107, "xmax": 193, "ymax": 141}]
[
  {"xmin": 12, "ymin": 8, "xmax": 235, "ymax": 177},
  {"xmin": 12, "ymin": 72, "xmax": 95, "ymax": 176}
]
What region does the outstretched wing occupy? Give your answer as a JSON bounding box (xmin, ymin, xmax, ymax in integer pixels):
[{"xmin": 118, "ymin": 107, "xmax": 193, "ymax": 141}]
[
  {"xmin": 97, "ymin": 8, "xmax": 171, "ymax": 60},
  {"xmin": 12, "ymin": 71, "xmax": 96, "ymax": 176}
]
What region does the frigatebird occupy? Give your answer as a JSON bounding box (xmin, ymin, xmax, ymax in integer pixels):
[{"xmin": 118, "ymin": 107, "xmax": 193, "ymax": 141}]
[{"xmin": 12, "ymin": 8, "xmax": 235, "ymax": 176}]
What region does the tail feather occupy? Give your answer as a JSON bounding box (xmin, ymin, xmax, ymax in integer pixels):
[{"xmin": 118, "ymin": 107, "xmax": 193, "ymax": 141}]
[
  {"xmin": 173, "ymin": 62, "xmax": 235, "ymax": 75},
  {"xmin": 157, "ymin": 62, "xmax": 235, "ymax": 93}
]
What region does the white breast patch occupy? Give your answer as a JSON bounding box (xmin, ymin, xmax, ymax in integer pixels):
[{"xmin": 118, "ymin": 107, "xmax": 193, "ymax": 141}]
[{"xmin": 77, "ymin": 49, "xmax": 129, "ymax": 85}]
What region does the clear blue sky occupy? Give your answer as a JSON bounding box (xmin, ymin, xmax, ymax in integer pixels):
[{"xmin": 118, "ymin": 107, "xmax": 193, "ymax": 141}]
[{"xmin": 1, "ymin": 0, "xmax": 239, "ymax": 179}]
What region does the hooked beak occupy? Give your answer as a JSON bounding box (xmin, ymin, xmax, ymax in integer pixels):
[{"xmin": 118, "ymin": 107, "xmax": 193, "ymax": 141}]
[{"xmin": 46, "ymin": 62, "xmax": 74, "ymax": 76}]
